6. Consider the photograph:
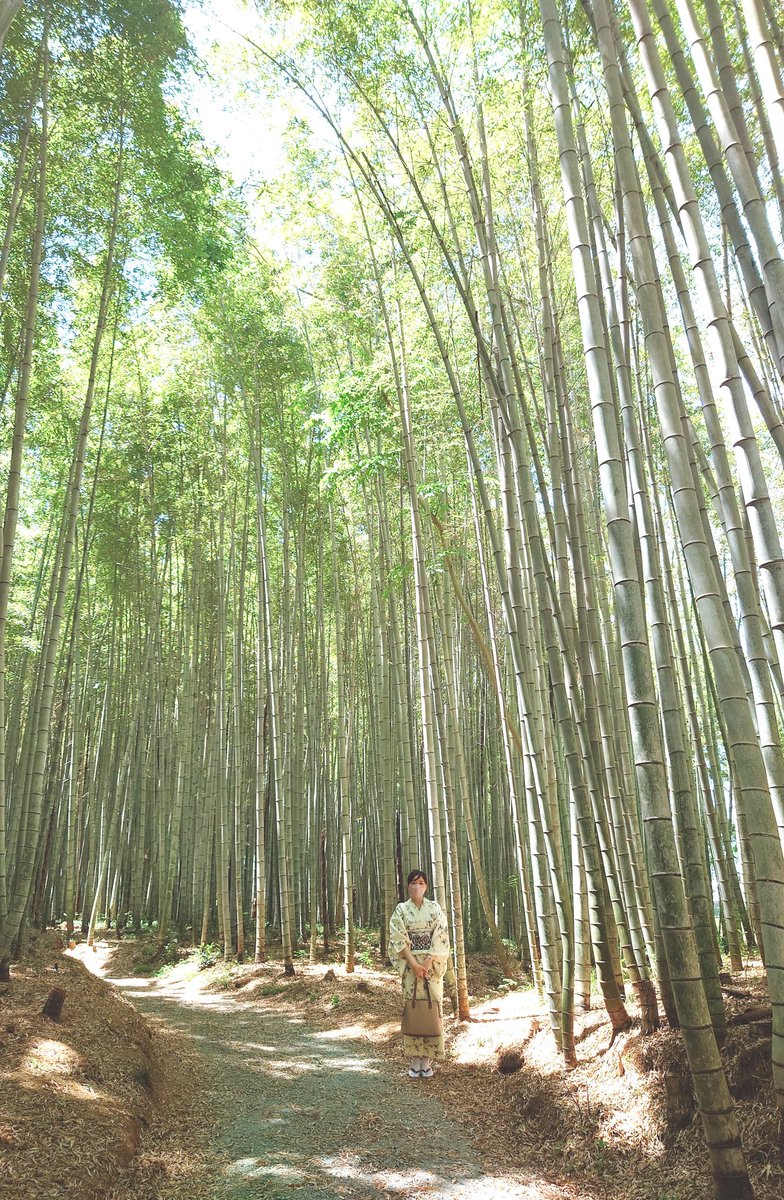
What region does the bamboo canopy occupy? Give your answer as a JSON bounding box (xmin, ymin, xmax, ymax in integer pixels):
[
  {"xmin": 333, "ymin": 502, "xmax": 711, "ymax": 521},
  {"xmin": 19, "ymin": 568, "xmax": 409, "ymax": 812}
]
[{"xmin": 2, "ymin": 1, "xmax": 784, "ymax": 1194}]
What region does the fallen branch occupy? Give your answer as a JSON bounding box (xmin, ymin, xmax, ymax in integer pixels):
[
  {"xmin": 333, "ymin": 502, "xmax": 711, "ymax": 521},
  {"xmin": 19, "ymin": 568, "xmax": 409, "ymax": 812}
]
[{"xmin": 727, "ymin": 1006, "xmax": 772, "ymax": 1026}]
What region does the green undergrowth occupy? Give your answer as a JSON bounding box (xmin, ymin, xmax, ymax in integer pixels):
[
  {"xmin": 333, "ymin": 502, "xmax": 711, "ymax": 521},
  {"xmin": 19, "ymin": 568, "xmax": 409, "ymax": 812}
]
[{"xmin": 82, "ymin": 922, "xmax": 531, "ymax": 1004}]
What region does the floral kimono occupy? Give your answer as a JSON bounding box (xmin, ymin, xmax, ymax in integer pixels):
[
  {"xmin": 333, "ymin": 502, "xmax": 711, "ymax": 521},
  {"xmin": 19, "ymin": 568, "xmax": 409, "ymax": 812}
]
[{"xmin": 388, "ymin": 897, "xmax": 451, "ymax": 1061}]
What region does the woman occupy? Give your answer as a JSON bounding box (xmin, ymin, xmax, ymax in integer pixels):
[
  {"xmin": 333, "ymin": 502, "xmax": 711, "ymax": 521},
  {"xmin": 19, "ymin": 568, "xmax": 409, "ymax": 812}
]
[{"xmin": 388, "ymin": 868, "xmax": 450, "ymax": 1078}]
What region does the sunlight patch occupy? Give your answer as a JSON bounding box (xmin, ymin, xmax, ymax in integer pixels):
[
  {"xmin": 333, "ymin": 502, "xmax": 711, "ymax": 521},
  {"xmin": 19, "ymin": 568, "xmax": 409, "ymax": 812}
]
[
  {"xmin": 21, "ymin": 1039, "xmax": 82, "ymax": 1077},
  {"xmin": 56, "ymin": 1078, "xmax": 108, "ymax": 1104},
  {"xmin": 314, "ymin": 1023, "xmax": 382, "ymax": 1042},
  {"xmin": 225, "ymin": 1158, "xmax": 307, "ymax": 1183}
]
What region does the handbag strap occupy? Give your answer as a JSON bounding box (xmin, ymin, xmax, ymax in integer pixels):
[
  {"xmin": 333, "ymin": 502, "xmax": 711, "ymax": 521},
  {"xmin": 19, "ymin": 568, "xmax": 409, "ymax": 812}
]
[{"xmin": 411, "ymin": 977, "xmax": 433, "ymax": 1008}]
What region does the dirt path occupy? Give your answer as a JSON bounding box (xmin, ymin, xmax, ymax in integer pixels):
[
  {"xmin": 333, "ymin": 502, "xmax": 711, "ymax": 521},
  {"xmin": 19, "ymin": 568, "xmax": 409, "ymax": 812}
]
[{"xmin": 101, "ymin": 963, "xmax": 548, "ymax": 1200}]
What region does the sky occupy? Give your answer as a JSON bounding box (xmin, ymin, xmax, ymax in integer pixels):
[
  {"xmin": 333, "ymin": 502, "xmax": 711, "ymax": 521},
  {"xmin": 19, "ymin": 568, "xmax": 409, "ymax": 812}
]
[
  {"xmin": 179, "ymin": 0, "xmax": 348, "ymax": 292},
  {"xmin": 182, "ymin": 0, "xmax": 289, "ymax": 192}
]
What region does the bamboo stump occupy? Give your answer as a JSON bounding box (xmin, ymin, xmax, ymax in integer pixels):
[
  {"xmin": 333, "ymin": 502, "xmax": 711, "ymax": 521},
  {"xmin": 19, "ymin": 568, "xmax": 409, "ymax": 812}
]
[{"xmin": 41, "ymin": 987, "xmax": 65, "ymax": 1022}]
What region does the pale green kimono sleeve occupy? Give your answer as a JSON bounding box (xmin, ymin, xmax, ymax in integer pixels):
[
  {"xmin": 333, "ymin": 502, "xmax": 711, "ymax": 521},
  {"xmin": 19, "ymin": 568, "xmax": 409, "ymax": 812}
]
[
  {"xmin": 388, "ymin": 902, "xmax": 410, "ymax": 978},
  {"xmin": 429, "ymin": 901, "xmax": 450, "ymax": 979}
]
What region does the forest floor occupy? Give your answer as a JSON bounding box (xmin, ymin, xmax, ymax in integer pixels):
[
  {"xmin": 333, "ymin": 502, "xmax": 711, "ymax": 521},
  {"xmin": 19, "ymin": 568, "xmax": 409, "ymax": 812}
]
[{"xmin": 2, "ymin": 931, "xmax": 782, "ymax": 1200}]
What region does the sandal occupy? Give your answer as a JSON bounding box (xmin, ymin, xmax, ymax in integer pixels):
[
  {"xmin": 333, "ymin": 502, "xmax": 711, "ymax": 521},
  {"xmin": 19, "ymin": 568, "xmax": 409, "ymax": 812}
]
[
  {"xmin": 407, "ymin": 1066, "xmax": 421, "ymax": 1078},
  {"xmin": 420, "ymin": 1066, "xmax": 434, "ymax": 1078}
]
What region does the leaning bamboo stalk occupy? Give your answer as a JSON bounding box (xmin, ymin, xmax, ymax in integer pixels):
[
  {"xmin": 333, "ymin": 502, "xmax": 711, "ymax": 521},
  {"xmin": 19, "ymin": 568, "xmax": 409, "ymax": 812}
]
[
  {"xmin": 540, "ymin": 1, "xmax": 749, "ymax": 1188},
  {"xmin": 437, "ymin": 564, "xmax": 508, "ymax": 977},
  {"xmin": 0, "ymin": 41, "xmax": 47, "ymax": 951},
  {"xmin": 255, "ymin": 444, "xmax": 294, "ymax": 973},
  {"xmin": 3, "ymin": 79, "xmax": 126, "ymax": 964},
  {"xmin": 742, "ymin": 0, "xmax": 784, "ymax": 175},
  {"xmin": 330, "ymin": 502, "xmax": 355, "ymax": 973},
  {"xmin": 734, "ymin": 0, "xmax": 784, "ymax": 238},
  {"xmin": 622, "ymin": 47, "xmax": 784, "ymax": 852},
  {"xmin": 677, "ymin": 0, "xmax": 784, "ymax": 374},
  {"xmin": 643, "ymin": 0, "xmax": 782, "ymax": 378}
]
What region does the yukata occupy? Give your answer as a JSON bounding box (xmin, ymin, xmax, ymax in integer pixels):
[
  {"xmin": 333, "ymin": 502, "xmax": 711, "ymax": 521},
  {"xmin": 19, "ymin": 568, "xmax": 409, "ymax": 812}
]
[{"xmin": 388, "ymin": 897, "xmax": 450, "ymax": 1061}]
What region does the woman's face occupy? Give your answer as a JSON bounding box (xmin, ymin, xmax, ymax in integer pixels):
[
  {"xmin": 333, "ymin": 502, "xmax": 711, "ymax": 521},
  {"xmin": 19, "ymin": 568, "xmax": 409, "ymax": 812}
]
[{"xmin": 408, "ymin": 875, "xmax": 427, "ymax": 902}]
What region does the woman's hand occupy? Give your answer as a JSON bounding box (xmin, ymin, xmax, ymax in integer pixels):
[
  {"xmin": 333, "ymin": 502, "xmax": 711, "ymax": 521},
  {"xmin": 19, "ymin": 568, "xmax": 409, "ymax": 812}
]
[{"xmin": 412, "ymin": 961, "xmax": 428, "ymax": 979}]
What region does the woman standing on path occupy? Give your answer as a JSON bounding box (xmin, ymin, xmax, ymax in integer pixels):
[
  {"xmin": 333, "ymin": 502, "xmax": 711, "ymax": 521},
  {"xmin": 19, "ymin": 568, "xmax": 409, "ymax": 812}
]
[{"xmin": 389, "ymin": 869, "xmax": 450, "ymax": 1078}]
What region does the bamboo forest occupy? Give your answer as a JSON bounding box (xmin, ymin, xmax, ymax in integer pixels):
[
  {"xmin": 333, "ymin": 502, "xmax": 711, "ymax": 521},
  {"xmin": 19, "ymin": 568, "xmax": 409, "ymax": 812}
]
[{"xmin": 3, "ymin": 1, "xmax": 784, "ymax": 1198}]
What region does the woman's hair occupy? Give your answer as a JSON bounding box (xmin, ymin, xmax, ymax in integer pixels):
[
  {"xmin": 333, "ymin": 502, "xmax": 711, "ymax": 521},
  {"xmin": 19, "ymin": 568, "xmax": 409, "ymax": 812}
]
[{"xmin": 407, "ymin": 868, "xmax": 428, "ymax": 886}]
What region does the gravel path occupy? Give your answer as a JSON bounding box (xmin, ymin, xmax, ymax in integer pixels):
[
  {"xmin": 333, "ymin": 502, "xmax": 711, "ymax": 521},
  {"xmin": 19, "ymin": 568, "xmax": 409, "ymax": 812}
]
[{"xmin": 108, "ymin": 968, "xmax": 546, "ymax": 1200}]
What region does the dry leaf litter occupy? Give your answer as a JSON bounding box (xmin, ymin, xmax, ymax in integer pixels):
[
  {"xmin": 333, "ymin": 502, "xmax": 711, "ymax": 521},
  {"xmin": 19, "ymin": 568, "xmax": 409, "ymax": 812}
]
[{"xmin": 2, "ymin": 930, "xmax": 781, "ymax": 1200}]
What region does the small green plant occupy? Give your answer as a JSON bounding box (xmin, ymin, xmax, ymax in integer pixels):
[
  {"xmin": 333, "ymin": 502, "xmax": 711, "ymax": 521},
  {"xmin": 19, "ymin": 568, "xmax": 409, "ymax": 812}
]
[
  {"xmin": 197, "ymin": 942, "xmax": 221, "ymax": 970},
  {"xmin": 330, "ymin": 994, "xmax": 340, "ymax": 1008},
  {"xmin": 356, "ymin": 949, "xmax": 374, "ymax": 968}
]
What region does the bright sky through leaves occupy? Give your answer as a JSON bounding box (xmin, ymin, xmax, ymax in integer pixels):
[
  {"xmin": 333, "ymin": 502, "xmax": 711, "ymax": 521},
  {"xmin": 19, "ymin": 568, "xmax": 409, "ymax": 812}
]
[{"xmin": 183, "ymin": 0, "xmax": 287, "ymax": 189}]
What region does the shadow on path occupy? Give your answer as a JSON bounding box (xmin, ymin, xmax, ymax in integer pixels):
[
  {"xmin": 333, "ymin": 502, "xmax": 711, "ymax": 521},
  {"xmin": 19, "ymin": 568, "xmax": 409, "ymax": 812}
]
[{"xmin": 107, "ymin": 969, "xmax": 548, "ymax": 1200}]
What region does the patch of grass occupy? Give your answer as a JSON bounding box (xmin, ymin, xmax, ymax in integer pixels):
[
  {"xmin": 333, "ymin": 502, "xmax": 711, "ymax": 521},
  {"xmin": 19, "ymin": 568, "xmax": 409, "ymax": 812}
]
[
  {"xmin": 210, "ymin": 967, "xmax": 234, "ymax": 989},
  {"xmin": 152, "ymin": 960, "xmax": 180, "ymax": 979},
  {"xmin": 127, "ymin": 937, "xmax": 185, "ymax": 979},
  {"xmin": 258, "ymin": 983, "xmax": 288, "ymax": 998}
]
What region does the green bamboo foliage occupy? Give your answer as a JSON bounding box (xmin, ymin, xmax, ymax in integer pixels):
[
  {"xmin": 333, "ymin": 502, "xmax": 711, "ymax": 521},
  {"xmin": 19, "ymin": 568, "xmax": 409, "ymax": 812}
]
[{"xmin": 4, "ymin": 2, "xmax": 784, "ymax": 1189}]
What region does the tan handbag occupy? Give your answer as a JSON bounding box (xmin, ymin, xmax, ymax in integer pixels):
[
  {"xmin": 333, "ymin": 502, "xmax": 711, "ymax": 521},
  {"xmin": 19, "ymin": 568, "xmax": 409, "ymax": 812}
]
[{"xmin": 401, "ymin": 977, "xmax": 442, "ymax": 1038}]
